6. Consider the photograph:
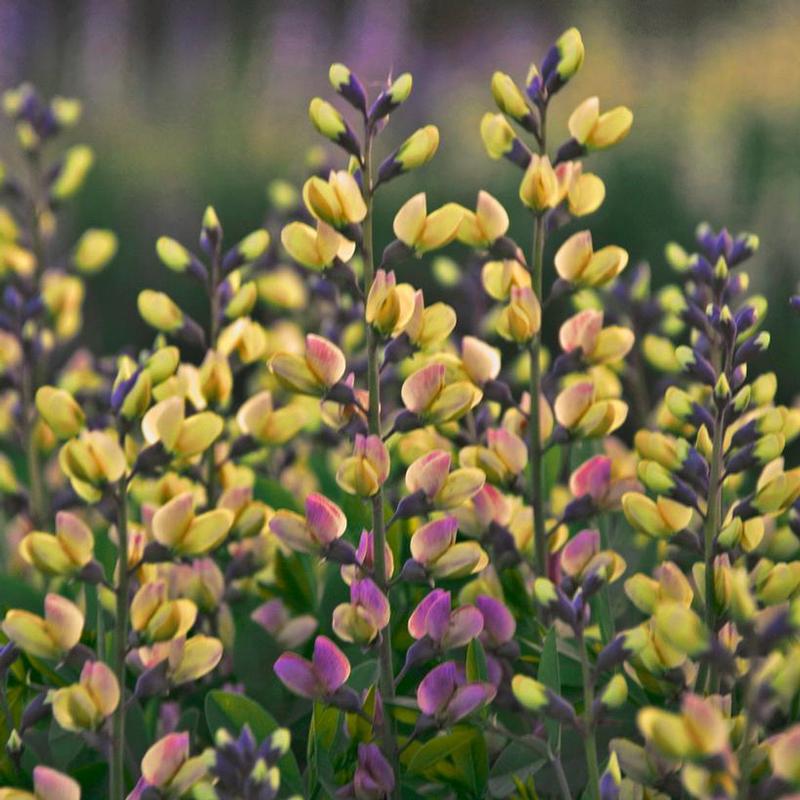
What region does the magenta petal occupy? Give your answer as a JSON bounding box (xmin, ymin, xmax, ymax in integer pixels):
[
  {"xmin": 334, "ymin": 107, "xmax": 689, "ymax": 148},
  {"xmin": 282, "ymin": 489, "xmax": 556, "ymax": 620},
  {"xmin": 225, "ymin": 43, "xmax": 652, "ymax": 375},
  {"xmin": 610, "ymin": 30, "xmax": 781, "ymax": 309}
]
[
  {"xmin": 417, "ymin": 661, "xmax": 457, "ymax": 716},
  {"xmin": 445, "ymin": 682, "xmax": 496, "ymax": 723},
  {"xmin": 424, "ymin": 591, "xmax": 453, "ymax": 643},
  {"xmin": 312, "ymin": 635, "xmax": 351, "ymax": 693},
  {"xmin": 305, "ymin": 493, "xmax": 347, "ymax": 545},
  {"xmin": 569, "ymin": 455, "xmax": 611, "ymax": 501},
  {"xmin": 408, "ymin": 589, "xmax": 447, "ymax": 639},
  {"xmin": 561, "ymin": 528, "xmax": 600, "ymax": 578},
  {"xmin": 355, "ymin": 743, "xmax": 395, "ymax": 797},
  {"xmin": 352, "ymin": 579, "xmax": 390, "ymax": 630},
  {"xmin": 410, "ymin": 516, "xmax": 458, "ymax": 565},
  {"xmin": 475, "ymin": 595, "xmax": 516, "ymax": 646},
  {"xmin": 274, "ymin": 652, "xmax": 320, "ymax": 699}
]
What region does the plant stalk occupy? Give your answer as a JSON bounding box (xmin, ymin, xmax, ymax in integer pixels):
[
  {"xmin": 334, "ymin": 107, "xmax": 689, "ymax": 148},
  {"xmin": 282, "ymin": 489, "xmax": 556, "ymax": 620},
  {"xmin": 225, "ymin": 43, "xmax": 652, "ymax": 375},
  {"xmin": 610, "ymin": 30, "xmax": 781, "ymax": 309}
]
[
  {"xmin": 361, "ymin": 124, "xmax": 400, "ymax": 797},
  {"xmin": 110, "ymin": 478, "xmax": 129, "ymax": 800},
  {"xmin": 528, "ymin": 211, "xmax": 547, "ymax": 577},
  {"xmin": 578, "ymin": 627, "xmax": 600, "ymax": 800},
  {"xmin": 205, "ymin": 251, "xmax": 221, "ymax": 506}
]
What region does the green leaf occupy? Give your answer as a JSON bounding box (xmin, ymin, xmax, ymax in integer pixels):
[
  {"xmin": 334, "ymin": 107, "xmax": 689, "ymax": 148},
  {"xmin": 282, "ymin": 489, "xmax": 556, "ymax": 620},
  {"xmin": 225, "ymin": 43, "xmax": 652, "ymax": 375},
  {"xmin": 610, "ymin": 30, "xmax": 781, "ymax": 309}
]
[
  {"xmin": 408, "ymin": 727, "xmax": 477, "ymax": 775},
  {"xmin": 205, "ymin": 690, "xmax": 303, "ymax": 796},
  {"xmin": 466, "ymin": 638, "xmax": 489, "ymax": 684},
  {"xmin": 489, "ymin": 741, "xmax": 545, "ymax": 798},
  {"xmin": 452, "ymin": 728, "xmax": 489, "ymax": 798},
  {"xmin": 538, "ymin": 626, "xmax": 561, "ymax": 748}
]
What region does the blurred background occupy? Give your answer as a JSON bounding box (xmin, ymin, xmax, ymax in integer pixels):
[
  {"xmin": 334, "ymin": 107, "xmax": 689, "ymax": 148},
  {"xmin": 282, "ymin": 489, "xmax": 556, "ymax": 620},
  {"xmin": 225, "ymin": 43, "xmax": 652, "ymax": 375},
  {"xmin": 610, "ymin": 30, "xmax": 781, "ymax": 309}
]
[{"xmin": 1, "ymin": 0, "xmax": 798, "ymax": 399}]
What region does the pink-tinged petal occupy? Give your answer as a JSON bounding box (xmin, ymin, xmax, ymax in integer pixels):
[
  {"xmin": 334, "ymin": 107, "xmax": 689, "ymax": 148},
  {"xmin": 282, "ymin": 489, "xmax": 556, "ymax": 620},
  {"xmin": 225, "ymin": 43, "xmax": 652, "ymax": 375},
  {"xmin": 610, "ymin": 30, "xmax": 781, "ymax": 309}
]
[
  {"xmin": 312, "ymin": 635, "xmax": 350, "ymax": 693},
  {"xmin": 141, "ymin": 731, "xmax": 189, "ymax": 787},
  {"xmin": 559, "ymin": 309, "xmax": 603, "ymax": 353},
  {"xmin": 462, "ymin": 336, "xmax": 502, "ymax": 384},
  {"xmin": 445, "ymin": 682, "xmax": 496, "ymax": 723},
  {"xmin": 351, "ymin": 530, "xmax": 393, "ymax": 582},
  {"xmin": 423, "ymin": 591, "xmax": 454, "ymax": 643},
  {"xmin": 406, "ymin": 450, "xmax": 451, "ymax": 498},
  {"xmin": 554, "ymin": 381, "xmax": 594, "ymax": 428},
  {"xmin": 305, "ymin": 334, "xmax": 346, "ymax": 387},
  {"xmin": 472, "ymin": 484, "xmax": 512, "ymax": 527},
  {"xmin": 351, "ymin": 579, "xmax": 390, "ymax": 631},
  {"xmin": 269, "ymin": 510, "xmax": 315, "ymax": 553},
  {"xmin": 80, "ymin": 660, "xmax": 120, "ymax": 716},
  {"xmin": 401, "ymin": 363, "xmax": 446, "ymax": 414},
  {"xmin": 274, "ymin": 652, "xmax": 320, "ymax": 699},
  {"xmin": 417, "ymin": 661, "xmax": 457, "ymax": 716},
  {"xmin": 364, "ymin": 434, "xmax": 391, "ymax": 483},
  {"xmin": 250, "ymin": 599, "xmax": 287, "ymax": 635},
  {"xmin": 442, "ymin": 606, "xmax": 484, "ymax": 650},
  {"xmin": 475, "ymin": 595, "xmax": 516, "ymax": 646},
  {"xmin": 408, "ymin": 589, "xmax": 447, "ymax": 639},
  {"xmin": 410, "ymin": 516, "xmax": 458, "ymax": 565},
  {"xmin": 43, "ymin": 593, "xmax": 84, "ymax": 652},
  {"xmin": 569, "ymin": 455, "xmax": 612, "ymax": 501},
  {"xmin": 305, "ymin": 493, "xmax": 347, "ymax": 544},
  {"xmin": 33, "ymin": 766, "xmax": 81, "ymax": 800},
  {"xmin": 561, "ymin": 529, "xmax": 600, "ymax": 578}
]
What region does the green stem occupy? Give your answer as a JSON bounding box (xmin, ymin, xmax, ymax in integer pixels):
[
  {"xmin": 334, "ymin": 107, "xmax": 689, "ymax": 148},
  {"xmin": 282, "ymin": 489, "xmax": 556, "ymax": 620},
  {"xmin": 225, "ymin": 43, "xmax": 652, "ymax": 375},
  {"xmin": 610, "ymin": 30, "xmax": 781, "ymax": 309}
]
[
  {"xmin": 528, "ymin": 212, "xmax": 547, "ymax": 577},
  {"xmin": 205, "ymin": 254, "xmax": 221, "ymax": 507},
  {"xmin": 20, "ymin": 358, "xmax": 46, "ymax": 528},
  {"xmin": 703, "ymin": 403, "xmax": 724, "ymax": 692},
  {"xmin": 528, "ymin": 105, "xmax": 548, "ymax": 578},
  {"xmin": 361, "ymin": 124, "xmax": 400, "ymax": 798},
  {"xmin": 577, "ymin": 627, "xmax": 600, "ymax": 800},
  {"xmin": 110, "ymin": 479, "xmax": 129, "ymax": 800}
]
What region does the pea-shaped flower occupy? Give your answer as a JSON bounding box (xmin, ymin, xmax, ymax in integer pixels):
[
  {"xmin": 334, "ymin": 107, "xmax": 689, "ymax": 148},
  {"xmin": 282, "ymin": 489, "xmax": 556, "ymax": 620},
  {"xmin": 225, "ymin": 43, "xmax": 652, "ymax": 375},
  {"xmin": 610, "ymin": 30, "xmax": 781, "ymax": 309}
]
[
  {"xmin": 481, "ymin": 258, "xmax": 531, "ymax": 302},
  {"xmin": 236, "ymin": 390, "xmax": 306, "ymax": 446},
  {"xmin": 408, "ymin": 589, "xmax": 484, "ymax": 651},
  {"xmin": 280, "ymin": 218, "xmax": 356, "ymax": 271},
  {"xmin": 377, "ymin": 125, "xmax": 440, "ymax": 185},
  {"xmin": 559, "ymin": 528, "xmax": 625, "ymax": 585},
  {"xmin": 270, "ymin": 333, "xmax": 346, "ymax": 396},
  {"xmin": 480, "ymin": 112, "xmax": 531, "ymax": 167},
  {"xmin": 408, "ymin": 516, "xmax": 488, "ymax": 579},
  {"xmin": 269, "ymin": 492, "xmax": 347, "ymax": 555},
  {"xmin": 568, "ymin": 96, "xmax": 633, "ymax": 151},
  {"xmin": 405, "ymin": 450, "xmax": 485, "ymax": 510},
  {"xmin": 365, "ymin": 269, "xmax": 416, "ymax": 337},
  {"xmin": 519, "ymin": 154, "xmax": 560, "ymax": 211},
  {"xmin": 496, "ymin": 285, "xmax": 541, "ymax": 343},
  {"xmin": 460, "ymin": 428, "xmax": 528, "ymax": 486},
  {"xmin": 559, "ymin": 309, "xmax": 635, "ymax": 364},
  {"xmin": 769, "ymin": 725, "xmax": 800, "ymax": 786},
  {"xmin": 403, "ymin": 290, "xmax": 457, "ymax": 350},
  {"xmin": 0, "ymin": 766, "xmax": 81, "ymax": 800},
  {"xmin": 401, "ymin": 363, "xmax": 482, "ymax": 425},
  {"xmin": 554, "ymin": 231, "xmax": 629, "ymax": 287},
  {"xmin": 336, "ymin": 434, "xmax": 391, "ymax": 497},
  {"xmin": 18, "ymin": 511, "xmax": 93, "ymax": 576},
  {"xmin": 568, "ymin": 454, "xmax": 639, "ymax": 513},
  {"xmin": 126, "ymin": 732, "xmax": 207, "ymax": 800},
  {"xmin": 151, "ymin": 492, "xmax": 234, "ymax": 556},
  {"xmin": 131, "ymin": 634, "xmax": 223, "ymax": 687},
  {"xmin": 457, "ymin": 191, "xmax": 509, "ymax": 248},
  {"xmin": 332, "ymin": 578, "xmax": 390, "ymax": 645},
  {"xmin": 59, "ymin": 429, "xmax": 127, "ymax": 502},
  {"xmin": 637, "ymin": 694, "xmax": 728, "ymax": 761},
  {"xmin": 417, "ymin": 661, "xmax": 495, "ymax": 725},
  {"xmin": 51, "ymin": 660, "xmax": 120, "ymax": 732},
  {"xmin": 302, "ymin": 170, "xmax": 366, "ymax": 228},
  {"xmin": 624, "ymin": 562, "xmax": 693, "ymax": 615},
  {"xmin": 251, "ymin": 598, "xmax": 317, "ymax": 649},
  {"xmin": 622, "ymin": 492, "xmax": 693, "ymax": 538},
  {"xmin": 308, "ymin": 97, "xmax": 361, "ymax": 158},
  {"xmin": 274, "ymin": 635, "xmax": 350, "ymax": 700},
  {"xmin": 393, "ymin": 193, "xmax": 464, "ymax": 255},
  {"xmin": 343, "ymin": 743, "xmax": 396, "ymax": 800},
  {"xmin": 554, "ymin": 381, "xmax": 628, "ymax": 438},
  {"xmin": 34, "ymin": 386, "xmax": 85, "ymax": 439},
  {"xmin": 2, "ymin": 593, "xmax": 83, "ymax": 660},
  {"xmin": 130, "ymin": 580, "xmax": 197, "ymax": 642},
  {"xmin": 142, "ymin": 396, "xmax": 224, "ymax": 460}
]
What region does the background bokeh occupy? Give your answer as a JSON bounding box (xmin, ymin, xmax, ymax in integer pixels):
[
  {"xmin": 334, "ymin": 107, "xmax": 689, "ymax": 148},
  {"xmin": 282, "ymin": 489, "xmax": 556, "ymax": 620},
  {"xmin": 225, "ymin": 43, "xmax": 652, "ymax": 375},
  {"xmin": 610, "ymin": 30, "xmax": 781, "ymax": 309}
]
[{"xmin": 1, "ymin": 0, "xmax": 798, "ymax": 398}]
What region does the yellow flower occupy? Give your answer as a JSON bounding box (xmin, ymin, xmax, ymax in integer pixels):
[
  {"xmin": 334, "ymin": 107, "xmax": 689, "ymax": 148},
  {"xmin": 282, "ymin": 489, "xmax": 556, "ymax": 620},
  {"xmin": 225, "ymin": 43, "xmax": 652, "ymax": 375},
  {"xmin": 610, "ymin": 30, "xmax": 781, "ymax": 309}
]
[
  {"xmin": 568, "ymin": 97, "xmax": 633, "ymax": 150},
  {"xmin": 393, "ymin": 193, "xmax": 464, "ymax": 254}
]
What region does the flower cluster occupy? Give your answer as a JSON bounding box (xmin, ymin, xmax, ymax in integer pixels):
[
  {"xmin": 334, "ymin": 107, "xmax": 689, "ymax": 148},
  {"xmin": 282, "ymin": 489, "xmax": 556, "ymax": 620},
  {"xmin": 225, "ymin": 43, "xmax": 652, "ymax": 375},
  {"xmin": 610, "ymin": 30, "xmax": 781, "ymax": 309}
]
[{"xmin": 0, "ymin": 25, "xmax": 799, "ymax": 800}]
